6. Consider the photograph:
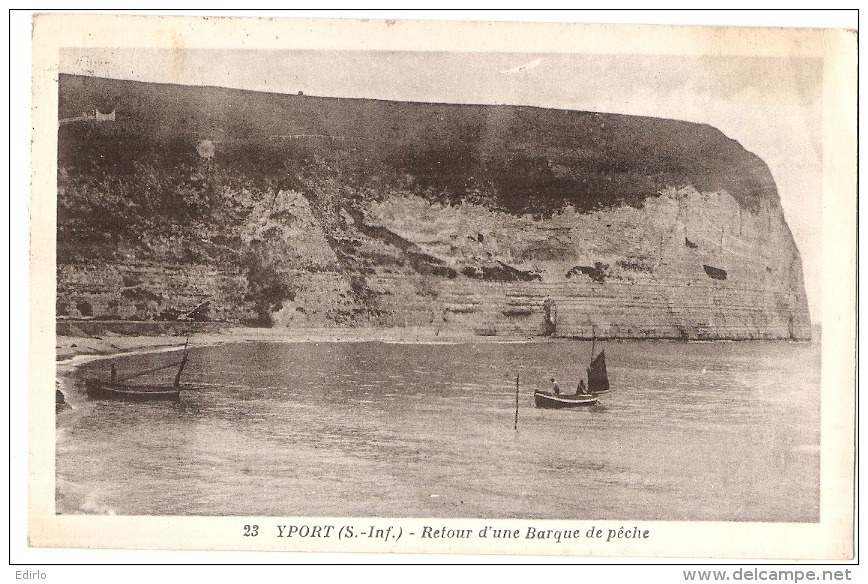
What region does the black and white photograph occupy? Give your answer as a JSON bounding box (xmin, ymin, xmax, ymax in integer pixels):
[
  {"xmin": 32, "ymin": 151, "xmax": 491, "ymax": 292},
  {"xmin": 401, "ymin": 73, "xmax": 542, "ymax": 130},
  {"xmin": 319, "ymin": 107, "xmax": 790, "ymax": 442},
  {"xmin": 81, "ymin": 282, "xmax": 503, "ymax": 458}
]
[{"xmin": 22, "ymin": 12, "xmax": 856, "ymax": 561}]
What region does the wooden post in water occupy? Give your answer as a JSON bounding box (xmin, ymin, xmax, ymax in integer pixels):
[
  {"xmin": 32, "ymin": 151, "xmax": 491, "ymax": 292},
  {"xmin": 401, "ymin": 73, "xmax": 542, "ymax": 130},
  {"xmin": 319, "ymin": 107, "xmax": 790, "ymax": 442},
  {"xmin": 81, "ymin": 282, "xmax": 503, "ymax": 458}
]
[{"xmin": 514, "ymin": 374, "xmax": 520, "ymax": 430}]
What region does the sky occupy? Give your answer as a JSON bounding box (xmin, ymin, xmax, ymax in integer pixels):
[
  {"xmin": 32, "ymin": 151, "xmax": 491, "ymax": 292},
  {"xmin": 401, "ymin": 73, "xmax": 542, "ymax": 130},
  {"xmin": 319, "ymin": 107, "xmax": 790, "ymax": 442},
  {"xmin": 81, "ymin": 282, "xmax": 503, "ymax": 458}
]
[{"xmin": 59, "ymin": 47, "xmax": 824, "ymax": 322}]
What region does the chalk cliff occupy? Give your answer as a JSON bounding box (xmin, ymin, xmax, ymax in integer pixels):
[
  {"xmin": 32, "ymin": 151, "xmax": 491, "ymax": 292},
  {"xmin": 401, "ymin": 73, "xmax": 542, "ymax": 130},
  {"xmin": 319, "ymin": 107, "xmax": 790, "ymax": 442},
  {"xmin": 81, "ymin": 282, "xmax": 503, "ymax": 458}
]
[{"xmin": 56, "ymin": 75, "xmax": 811, "ymax": 339}]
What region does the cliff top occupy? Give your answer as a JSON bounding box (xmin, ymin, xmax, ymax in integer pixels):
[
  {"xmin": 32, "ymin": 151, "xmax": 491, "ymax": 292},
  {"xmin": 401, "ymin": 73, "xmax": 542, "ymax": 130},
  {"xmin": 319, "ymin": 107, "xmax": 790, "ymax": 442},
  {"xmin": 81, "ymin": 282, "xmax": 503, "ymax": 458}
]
[{"xmin": 59, "ymin": 74, "xmax": 778, "ymax": 216}]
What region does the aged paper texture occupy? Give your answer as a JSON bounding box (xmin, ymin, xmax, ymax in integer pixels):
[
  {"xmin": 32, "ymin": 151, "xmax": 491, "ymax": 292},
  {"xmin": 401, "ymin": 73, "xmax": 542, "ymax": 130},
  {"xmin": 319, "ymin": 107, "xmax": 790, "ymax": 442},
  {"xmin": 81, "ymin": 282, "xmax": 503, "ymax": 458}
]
[{"xmin": 27, "ymin": 13, "xmax": 856, "ymax": 560}]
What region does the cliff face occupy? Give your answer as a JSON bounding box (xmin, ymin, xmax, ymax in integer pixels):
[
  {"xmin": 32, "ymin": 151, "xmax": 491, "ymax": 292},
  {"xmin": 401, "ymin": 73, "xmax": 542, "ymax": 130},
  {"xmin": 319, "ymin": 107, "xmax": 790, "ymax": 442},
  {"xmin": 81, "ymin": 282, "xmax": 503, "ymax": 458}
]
[{"xmin": 56, "ymin": 75, "xmax": 811, "ymax": 339}]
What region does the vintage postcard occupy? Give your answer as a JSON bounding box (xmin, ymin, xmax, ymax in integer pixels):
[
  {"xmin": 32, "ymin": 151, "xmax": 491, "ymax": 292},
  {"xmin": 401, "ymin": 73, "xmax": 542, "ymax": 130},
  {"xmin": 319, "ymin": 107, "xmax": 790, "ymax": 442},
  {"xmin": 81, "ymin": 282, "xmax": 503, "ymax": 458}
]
[{"xmin": 26, "ymin": 13, "xmax": 856, "ymax": 560}]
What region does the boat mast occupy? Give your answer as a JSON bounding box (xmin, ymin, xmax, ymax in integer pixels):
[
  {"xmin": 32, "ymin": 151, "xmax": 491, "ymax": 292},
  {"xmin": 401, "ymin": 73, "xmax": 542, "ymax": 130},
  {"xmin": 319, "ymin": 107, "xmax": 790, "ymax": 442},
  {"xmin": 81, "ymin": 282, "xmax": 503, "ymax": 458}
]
[
  {"xmin": 589, "ymin": 325, "xmax": 596, "ymax": 362},
  {"xmin": 173, "ymin": 339, "xmax": 189, "ymax": 387}
]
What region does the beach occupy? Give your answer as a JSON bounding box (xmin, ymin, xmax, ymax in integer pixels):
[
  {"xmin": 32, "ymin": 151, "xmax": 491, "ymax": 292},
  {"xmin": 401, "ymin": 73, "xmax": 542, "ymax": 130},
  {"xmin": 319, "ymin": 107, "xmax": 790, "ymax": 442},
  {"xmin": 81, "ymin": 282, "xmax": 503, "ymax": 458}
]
[{"xmin": 56, "ymin": 324, "xmax": 511, "ymax": 363}]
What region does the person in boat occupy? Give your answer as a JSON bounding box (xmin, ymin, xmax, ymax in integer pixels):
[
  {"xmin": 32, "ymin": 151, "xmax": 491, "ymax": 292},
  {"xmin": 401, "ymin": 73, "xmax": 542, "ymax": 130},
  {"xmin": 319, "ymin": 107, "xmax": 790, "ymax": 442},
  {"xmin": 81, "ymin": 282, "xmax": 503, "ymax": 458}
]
[
  {"xmin": 577, "ymin": 379, "xmax": 587, "ymax": 395},
  {"xmin": 110, "ymin": 363, "xmax": 117, "ymax": 383},
  {"xmin": 550, "ymin": 377, "xmax": 561, "ymax": 396}
]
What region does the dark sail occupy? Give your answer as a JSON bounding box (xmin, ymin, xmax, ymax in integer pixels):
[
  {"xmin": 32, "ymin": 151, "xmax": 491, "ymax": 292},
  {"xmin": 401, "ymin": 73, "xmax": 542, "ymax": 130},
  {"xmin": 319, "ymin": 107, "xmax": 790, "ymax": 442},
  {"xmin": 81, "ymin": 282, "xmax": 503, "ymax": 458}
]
[
  {"xmin": 703, "ymin": 264, "xmax": 727, "ymax": 280},
  {"xmin": 587, "ymin": 350, "xmax": 609, "ymax": 394}
]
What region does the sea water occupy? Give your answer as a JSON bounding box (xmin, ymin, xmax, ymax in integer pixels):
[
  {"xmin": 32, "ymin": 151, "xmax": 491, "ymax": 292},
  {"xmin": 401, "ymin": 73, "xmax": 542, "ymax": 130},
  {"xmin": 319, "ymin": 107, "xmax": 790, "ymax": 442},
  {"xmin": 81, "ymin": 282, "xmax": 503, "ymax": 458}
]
[{"xmin": 56, "ymin": 339, "xmax": 820, "ymax": 521}]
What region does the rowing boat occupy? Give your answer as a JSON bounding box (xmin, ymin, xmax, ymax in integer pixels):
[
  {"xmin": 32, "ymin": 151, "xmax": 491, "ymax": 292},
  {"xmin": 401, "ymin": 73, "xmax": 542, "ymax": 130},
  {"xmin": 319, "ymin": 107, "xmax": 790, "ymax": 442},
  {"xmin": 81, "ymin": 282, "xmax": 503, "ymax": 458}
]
[{"xmin": 84, "ymin": 341, "xmax": 190, "ymax": 401}]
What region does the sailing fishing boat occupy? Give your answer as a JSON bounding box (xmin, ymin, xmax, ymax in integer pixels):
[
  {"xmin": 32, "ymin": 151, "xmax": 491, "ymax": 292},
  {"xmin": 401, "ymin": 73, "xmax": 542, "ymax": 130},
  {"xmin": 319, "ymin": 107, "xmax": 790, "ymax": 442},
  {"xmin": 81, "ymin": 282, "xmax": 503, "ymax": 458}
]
[
  {"xmin": 84, "ymin": 340, "xmax": 190, "ymax": 401},
  {"xmin": 533, "ymin": 335, "xmax": 610, "ymax": 408}
]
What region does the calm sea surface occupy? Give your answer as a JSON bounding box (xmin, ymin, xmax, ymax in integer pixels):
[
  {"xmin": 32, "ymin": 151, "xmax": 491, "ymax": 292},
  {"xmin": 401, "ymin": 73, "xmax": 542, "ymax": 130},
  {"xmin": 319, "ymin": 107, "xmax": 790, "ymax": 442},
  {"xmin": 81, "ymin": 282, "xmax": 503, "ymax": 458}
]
[{"xmin": 56, "ymin": 339, "xmax": 820, "ymax": 521}]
